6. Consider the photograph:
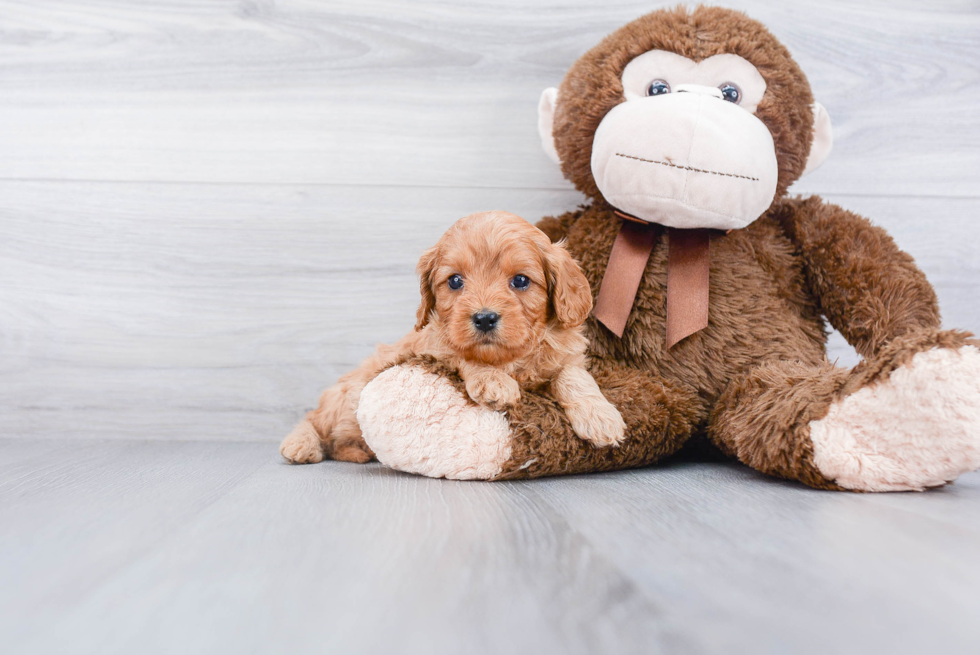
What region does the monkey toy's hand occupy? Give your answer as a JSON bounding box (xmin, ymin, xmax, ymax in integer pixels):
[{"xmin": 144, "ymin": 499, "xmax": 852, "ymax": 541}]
[{"xmin": 356, "ymin": 357, "xmax": 701, "ymax": 480}]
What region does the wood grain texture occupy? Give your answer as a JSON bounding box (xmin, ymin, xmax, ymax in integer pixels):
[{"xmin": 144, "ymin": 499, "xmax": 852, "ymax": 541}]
[
  {"xmin": 2, "ymin": 439, "xmax": 979, "ymax": 655},
  {"xmin": 0, "ymin": 0, "xmax": 977, "ymax": 196},
  {"xmin": 2, "ymin": 4, "xmax": 978, "ymax": 653}
]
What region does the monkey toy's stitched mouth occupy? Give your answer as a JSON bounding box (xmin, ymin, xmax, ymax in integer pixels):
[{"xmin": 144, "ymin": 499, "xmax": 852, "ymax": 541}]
[{"xmin": 614, "ymin": 153, "xmax": 759, "ymax": 182}]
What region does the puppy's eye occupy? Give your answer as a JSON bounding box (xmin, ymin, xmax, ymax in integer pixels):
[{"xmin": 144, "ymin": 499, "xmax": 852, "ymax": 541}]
[
  {"xmin": 447, "ymin": 274, "xmax": 464, "ymax": 290},
  {"xmin": 510, "ymin": 274, "xmax": 530, "ymax": 290}
]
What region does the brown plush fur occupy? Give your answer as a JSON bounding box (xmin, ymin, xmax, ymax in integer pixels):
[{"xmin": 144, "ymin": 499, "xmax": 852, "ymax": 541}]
[
  {"xmin": 527, "ymin": 190, "xmax": 945, "ymax": 487},
  {"xmin": 501, "ymin": 6, "xmax": 953, "ymax": 488},
  {"xmin": 297, "ymin": 6, "xmax": 967, "ymax": 490},
  {"xmin": 772, "ymin": 196, "xmax": 941, "ymax": 359},
  {"xmin": 707, "ymin": 360, "xmax": 851, "ymax": 491},
  {"xmin": 281, "ymin": 211, "xmax": 621, "ymax": 464}
]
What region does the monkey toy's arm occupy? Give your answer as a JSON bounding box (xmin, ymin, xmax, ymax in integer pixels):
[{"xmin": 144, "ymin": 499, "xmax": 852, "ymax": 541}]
[{"xmin": 773, "ymin": 196, "xmax": 942, "ymax": 358}]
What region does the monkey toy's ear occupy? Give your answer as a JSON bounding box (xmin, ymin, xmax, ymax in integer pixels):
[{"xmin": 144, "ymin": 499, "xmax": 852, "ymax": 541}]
[
  {"xmin": 537, "ymin": 87, "xmax": 561, "ymax": 165},
  {"xmin": 802, "ymin": 102, "xmax": 833, "ymax": 176}
]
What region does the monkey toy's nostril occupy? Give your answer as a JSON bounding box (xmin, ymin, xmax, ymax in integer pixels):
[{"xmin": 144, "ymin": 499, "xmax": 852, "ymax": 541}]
[{"xmin": 472, "ymin": 310, "xmax": 500, "ymax": 333}]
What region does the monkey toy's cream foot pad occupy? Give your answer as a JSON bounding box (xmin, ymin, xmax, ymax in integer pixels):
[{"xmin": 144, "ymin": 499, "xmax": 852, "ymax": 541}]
[
  {"xmin": 358, "ymin": 365, "xmax": 513, "ymax": 480},
  {"xmin": 810, "ymin": 346, "xmax": 980, "ymax": 492}
]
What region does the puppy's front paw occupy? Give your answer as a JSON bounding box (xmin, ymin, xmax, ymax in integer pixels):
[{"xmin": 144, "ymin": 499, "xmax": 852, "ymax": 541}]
[
  {"xmin": 465, "ymin": 371, "xmax": 521, "ymax": 411},
  {"xmin": 567, "ymin": 398, "xmax": 627, "ymax": 448},
  {"xmin": 280, "ymin": 420, "xmax": 325, "ymax": 464}
]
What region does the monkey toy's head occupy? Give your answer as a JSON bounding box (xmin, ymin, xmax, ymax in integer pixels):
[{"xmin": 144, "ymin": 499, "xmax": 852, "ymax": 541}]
[{"xmin": 538, "ymin": 5, "xmax": 832, "ymax": 231}]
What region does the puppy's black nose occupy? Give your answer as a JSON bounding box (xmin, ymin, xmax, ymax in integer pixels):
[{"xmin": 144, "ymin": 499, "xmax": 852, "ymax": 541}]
[{"xmin": 472, "ymin": 310, "xmax": 500, "ymax": 333}]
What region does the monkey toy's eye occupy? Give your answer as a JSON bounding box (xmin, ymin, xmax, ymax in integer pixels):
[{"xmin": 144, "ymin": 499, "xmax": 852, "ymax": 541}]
[
  {"xmin": 719, "ymin": 83, "xmax": 741, "ymax": 104},
  {"xmin": 448, "ymin": 274, "xmax": 464, "ymax": 290},
  {"xmin": 646, "ymin": 79, "xmax": 671, "ymax": 97},
  {"xmin": 510, "ymin": 274, "xmax": 530, "ymax": 290}
]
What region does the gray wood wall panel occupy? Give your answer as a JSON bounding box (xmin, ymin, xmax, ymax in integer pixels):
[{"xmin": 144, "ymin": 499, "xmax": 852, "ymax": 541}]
[
  {"xmin": 1, "ymin": 0, "xmax": 978, "ymax": 443},
  {"xmin": 0, "ymin": 1, "xmax": 977, "ymax": 196}
]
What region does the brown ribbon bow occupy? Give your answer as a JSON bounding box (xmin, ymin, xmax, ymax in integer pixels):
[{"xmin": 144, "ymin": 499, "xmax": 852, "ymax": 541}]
[{"xmin": 593, "ymin": 211, "xmax": 710, "ymax": 348}]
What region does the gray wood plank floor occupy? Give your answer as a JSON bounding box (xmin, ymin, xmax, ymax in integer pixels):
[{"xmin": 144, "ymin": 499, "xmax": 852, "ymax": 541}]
[
  {"xmin": 3, "ymin": 439, "xmax": 980, "ymax": 655},
  {"xmin": 2, "ymin": 1, "xmax": 979, "ymax": 653}
]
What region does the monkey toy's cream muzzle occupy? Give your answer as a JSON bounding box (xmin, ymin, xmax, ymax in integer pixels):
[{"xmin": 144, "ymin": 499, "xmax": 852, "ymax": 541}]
[{"xmin": 590, "ymin": 85, "xmax": 779, "ymax": 231}]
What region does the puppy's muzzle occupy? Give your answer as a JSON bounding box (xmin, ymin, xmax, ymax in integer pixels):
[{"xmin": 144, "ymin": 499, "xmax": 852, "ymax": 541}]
[{"xmin": 472, "ymin": 310, "xmax": 500, "ymax": 333}]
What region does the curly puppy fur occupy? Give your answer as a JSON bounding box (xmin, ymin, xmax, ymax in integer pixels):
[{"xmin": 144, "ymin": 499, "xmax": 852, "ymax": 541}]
[{"xmin": 281, "ymin": 211, "xmax": 624, "ymax": 464}]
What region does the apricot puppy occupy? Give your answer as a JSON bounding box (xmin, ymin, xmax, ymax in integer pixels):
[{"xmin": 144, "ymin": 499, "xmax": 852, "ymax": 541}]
[{"xmin": 280, "ymin": 211, "xmax": 626, "ymax": 465}]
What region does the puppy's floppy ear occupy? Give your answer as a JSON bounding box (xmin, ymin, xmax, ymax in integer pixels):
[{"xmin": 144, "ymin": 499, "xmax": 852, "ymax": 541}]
[
  {"xmin": 543, "ymin": 240, "xmax": 593, "ymax": 328},
  {"xmin": 415, "ymin": 245, "xmax": 439, "ymax": 331}
]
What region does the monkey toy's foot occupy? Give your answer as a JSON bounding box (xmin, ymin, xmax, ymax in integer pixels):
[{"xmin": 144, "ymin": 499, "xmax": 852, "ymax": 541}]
[{"xmin": 810, "ymin": 337, "xmax": 980, "ymax": 491}]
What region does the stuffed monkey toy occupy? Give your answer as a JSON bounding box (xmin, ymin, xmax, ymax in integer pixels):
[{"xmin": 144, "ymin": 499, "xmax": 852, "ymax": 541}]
[{"xmin": 353, "ymin": 6, "xmax": 980, "ymax": 491}]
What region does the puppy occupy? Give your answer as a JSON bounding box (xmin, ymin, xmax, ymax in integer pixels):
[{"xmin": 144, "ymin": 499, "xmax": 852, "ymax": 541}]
[{"xmin": 280, "ymin": 211, "xmax": 626, "ymax": 465}]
